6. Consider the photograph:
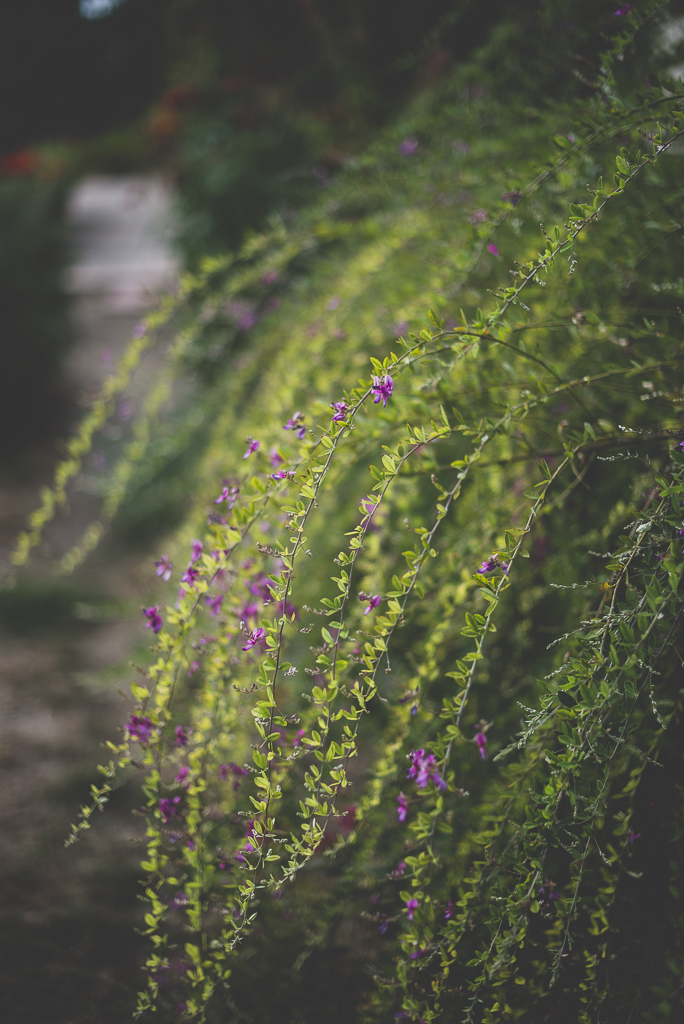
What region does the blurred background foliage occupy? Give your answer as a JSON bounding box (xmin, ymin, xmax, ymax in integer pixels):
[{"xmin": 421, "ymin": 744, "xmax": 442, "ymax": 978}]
[{"xmin": 4, "ymin": 2, "xmax": 684, "ymax": 1023}]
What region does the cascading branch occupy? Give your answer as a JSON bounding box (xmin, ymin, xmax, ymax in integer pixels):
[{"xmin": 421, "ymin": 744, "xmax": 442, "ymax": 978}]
[{"xmin": 12, "ymin": 2, "xmax": 684, "ymax": 1020}]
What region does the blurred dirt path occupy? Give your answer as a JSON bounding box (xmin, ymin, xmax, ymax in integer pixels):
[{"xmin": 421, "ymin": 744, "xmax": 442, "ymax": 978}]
[{"xmin": 0, "ymin": 176, "xmax": 179, "ymax": 1023}]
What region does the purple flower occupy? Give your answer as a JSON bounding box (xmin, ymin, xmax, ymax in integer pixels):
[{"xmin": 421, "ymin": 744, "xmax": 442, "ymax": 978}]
[
  {"xmin": 144, "ymin": 606, "xmax": 163, "ymax": 634},
  {"xmin": 478, "ymin": 554, "xmax": 509, "ymax": 576},
  {"xmin": 397, "ymin": 792, "xmax": 408, "ymax": 823},
  {"xmin": 405, "ymin": 898, "xmax": 419, "ymax": 921},
  {"xmin": 331, "ymin": 400, "xmax": 350, "ymax": 422},
  {"xmin": 394, "ymin": 860, "xmax": 407, "ymax": 877},
  {"xmin": 502, "ymin": 190, "xmax": 521, "ymax": 206},
  {"xmin": 180, "ymin": 566, "xmax": 200, "ymax": 587},
  {"xmin": 188, "ymin": 660, "xmax": 200, "ymax": 676},
  {"xmin": 240, "ymin": 601, "xmax": 260, "ymax": 622},
  {"xmin": 614, "ymin": 3, "xmax": 630, "ymax": 14},
  {"xmin": 284, "ymin": 411, "xmax": 306, "ymax": 440},
  {"xmin": 239, "ymin": 311, "xmax": 258, "ymax": 330},
  {"xmin": 371, "ymin": 374, "xmax": 394, "ymax": 408},
  {"xmin": 175, "ymin": 766, "xmax": 189, "ymax": 786},
  {"xmin": 159, "ymin": 796, "xmax": 181, "ymax": 823},
  {"xmin": 361, "ymin": 593, "xmax": 381, "ymax": 616},
  {"xmin": 189, "ymin": 540, "xmax": 203, "ymax": 564},
  {"xmin": 276, "ymin": 598, "xmax": 298, "ymax": 619},
  {"xmin": 475, "ymin": 732, "xmax": 487, "ymax": 760},
  {"xmin": 271, "ymin": 469, "xmax": 295, "ymax": 480},
  {"xmin": 242, "ymin": 626, "xmax": 267, "ymax": 651},
  {"xmin": 399, "ymin": 137, "xmax": 418, "ymax": 156},
  {"xmin": 487, "ymin": 243, "xmax": 500, "ymax": 257},
  {"xmin": 215, "ymin": 485, "xmax": 239, "ymax": 507},
  {"xmin": 326, "ymin": 296, "xmax": 341, "ymax": 311},
  {"xmin": 250, "ymin": 575, "xmax": 274, "ymax": 601},
  {"xmin": 407, "ymin": 749, "xmax": 446, "ymax": 791},
  {"xmin": 219, "ymin": 762, "xmax": 250, "ymax": 790},
  {"xmin": 205, "ymin": 594, "xmax": 223, "ymax": 617},
  {"xmin": 244, "ymin": 438, "xmax": 260, "ymax": 459},
  {"xmin": 154, "ymin": 555, "xmax": 173, "ymax": 581},
  {"xmin": 261, "ymin": 269, "xmax": 279, "ymax": 285},
  {"xmin": 393, "ymin": 321, "xmax": 409, "ymax": 336},
  {"xmin": 126, "ymin": 714, "xmax": 154, "ymax": 744},
  {"xmin": 378, "ymin": 920, "xmax": 389, "ymax": 934},
  {"xmin": 409, "ymin": 948, "xmax": 428, "ymax": 960},
  {"xmin": 538, "ymin": 881, "xmax": 560, "ymax": 903},
  {"xmin": 175, "ymin": 725, "xmax": 190, "ymax": 748},
  {"xmin": 292, "ymin": 728, "xmax": 306, "ymax": 747},
  {"xmin": 470, "ymin": 209, "xmax": 487, "ymax": 223},
  {"xmin": 445, "ymin": 900, "xmax": 454, "ymax": 920},
  {"xmin": 628, "ymin": 827, "xmax": 641, "ymax": 844}
]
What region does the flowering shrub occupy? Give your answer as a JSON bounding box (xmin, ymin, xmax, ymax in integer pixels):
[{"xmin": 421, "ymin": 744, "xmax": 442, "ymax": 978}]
[{"xmin": 10, "ymin": 2, "xmax": 684, "ymax": 1021}]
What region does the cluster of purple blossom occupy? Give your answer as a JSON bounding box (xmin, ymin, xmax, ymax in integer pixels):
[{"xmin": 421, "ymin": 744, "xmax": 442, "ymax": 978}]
[
  {"xmin": 283, "ymin": 411, "xmax": 306, "ymax": 440},
  {"xmin": 371, "ymin": 373, "xmax": 394, "ymax": 407},
  {"xmin": 477, "ymin": 553, "xmax": 509, "ymax": 575},
  {"xmin": 407, "ymin": 748, "xmax": 446, "ymax": 791}
]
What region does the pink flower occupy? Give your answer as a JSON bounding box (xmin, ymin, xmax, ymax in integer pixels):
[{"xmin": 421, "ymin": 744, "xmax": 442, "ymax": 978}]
[
  {"xmin": 175, "ymin": 766, "xmax": 189, "ymax": 786},
  {"xmin": 143, "ymin": 606, "xmax": 163, "ymax": 633},
  {"xmin": 326, "ymin": 296, "xmax": 341, "ymax": 311},
  {"xmin": 243, "ymin": 438, "xmax": 260, "ymax": 459},
  {"xmin": 475, "ymin": 732, "xmax": 487, "ymax": 760},
  {"xmin": 292, "ymin": 728, "xmax": 306, "ymax": 747},
  {"xmin": 360, "ymin": 593, "xmax": 381, "ymax": 616},
  {"xmin": 445, "ymin": 900, "xmax": 454, "ymax": 920},
  {"xmin": 154, "ymin": 555, "xmax": 173, "ymax": 581},
  {"xmin": 487, "ymin": 243, "xmax": 500, "ymax": 257},
  {"xmin": 270, "ymin": 447, "xmax": 284, "ymax": 467},
  {"xmin": 397, "ymin": 793, "xmax": 408, "ymax": 823},
  {"xmin": 189, "ymin": 540, "xmax": 203, "ymax": 564},
  {"xmin": 242, "ymin": 626, "xmax": 267, "ymax": 651}
]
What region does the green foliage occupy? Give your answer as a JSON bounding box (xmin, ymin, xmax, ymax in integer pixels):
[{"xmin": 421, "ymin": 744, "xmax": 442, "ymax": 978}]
[
  {"xmin": 11, "ymin": 2, "xmax": 684, "ymax": 1021},
  {"xmin": 0, "ymin": 152, "xmax": 72, "ymax": 460}
]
